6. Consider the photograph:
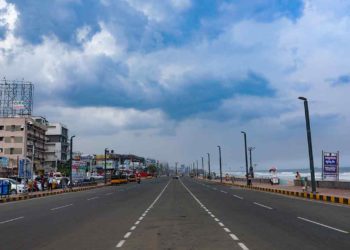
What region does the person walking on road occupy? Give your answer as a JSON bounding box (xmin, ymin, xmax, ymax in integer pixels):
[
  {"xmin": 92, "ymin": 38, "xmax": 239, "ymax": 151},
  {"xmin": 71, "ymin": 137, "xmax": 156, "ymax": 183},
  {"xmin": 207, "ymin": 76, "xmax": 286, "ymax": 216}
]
[{"xmin": 48, "ymin": 173, "xmax": 53, "ymax": 191}]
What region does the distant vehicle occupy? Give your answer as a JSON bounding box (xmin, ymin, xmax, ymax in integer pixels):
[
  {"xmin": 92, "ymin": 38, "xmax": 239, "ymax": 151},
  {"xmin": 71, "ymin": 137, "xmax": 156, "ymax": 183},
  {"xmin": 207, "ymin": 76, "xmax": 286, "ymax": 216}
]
[
  {"xmin": 128, "ymin": 174, "xmax": 136, "ymax": 182},
  {"xmin": 173, "ymin": 176, "xmax": 179, "ymax": 179},
  {"xmin": 111, "ymin": 172, "xmax": 128, "ymax": 185},
  {"xmin": 0, "ymin": 178, "xmax": 28, "ymax": 195}
]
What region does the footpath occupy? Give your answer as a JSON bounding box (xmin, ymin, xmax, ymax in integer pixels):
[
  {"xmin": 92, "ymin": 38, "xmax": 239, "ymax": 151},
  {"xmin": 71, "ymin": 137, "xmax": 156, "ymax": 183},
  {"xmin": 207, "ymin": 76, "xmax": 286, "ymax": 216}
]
[
  {"xmin": 205, "ymin": 178, "xmax": 350, "ymax": 206},
  {"xmin": 0, "ymin": 182, "xmax": 108, "ymax": 204}
]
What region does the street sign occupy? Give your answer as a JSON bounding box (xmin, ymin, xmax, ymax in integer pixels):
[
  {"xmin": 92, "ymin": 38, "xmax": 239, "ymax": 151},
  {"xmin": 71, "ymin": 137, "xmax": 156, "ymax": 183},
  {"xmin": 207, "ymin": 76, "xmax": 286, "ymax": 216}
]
[{"xmin": 322, "ymin": 151, "xmax": 339, "ymax": 181}]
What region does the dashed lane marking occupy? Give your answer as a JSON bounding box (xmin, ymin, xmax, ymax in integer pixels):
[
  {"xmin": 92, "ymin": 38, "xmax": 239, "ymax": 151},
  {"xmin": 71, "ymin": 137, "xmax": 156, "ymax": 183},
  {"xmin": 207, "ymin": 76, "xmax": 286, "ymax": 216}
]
[
  {"xmin": 180, "ymin": 179, "xmax": 249, "ymax": 250},
  {"xmin": 297, "ymin": 217, "xmax": 349, "ymax": 234},
  {"xmin": 87, "ymin": 196, "xmax": 99, "ymax": 201},
  {"xmin": 220, "ymin": 190, "xmax": 228, "ymax": 194},
  {"xmin": 0, "ymin": 216, "xmax": 24, "ymax": 224},
  {"xmin": 253, "ymin": 202, "xmax": 273, "ymax": 210},
  {"xmin": 50, "ymin": 204, "xmax": 73, "ymax": 211},
  {"xmin": 116, "ymin": 180, "xmax": 171, "ymax": 248},
  {"xmin": 233, "ymin": 195, "xmax": 243, "ymax": 200},
  {"xmin": 238, "ymin": 242, "xmax": 249, "ymax": 250}
]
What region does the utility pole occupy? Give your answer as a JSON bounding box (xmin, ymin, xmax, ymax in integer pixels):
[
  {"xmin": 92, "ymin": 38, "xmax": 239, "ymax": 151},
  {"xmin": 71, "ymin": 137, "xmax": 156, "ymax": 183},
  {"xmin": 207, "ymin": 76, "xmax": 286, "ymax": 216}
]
[
  {"xmin": 104, "ymin": 148, "xmax": 108, "ymax": 184},
  {"xmin": 69, "ymin": 135, "xmax": 75, "ymax": 188},
  {"xmin": 248, "ymin": 147, "xmax": 255, "ymax": 178},
  {"xmin": 201, "ymin": 156, "xmax": 204, "ymax": 178},
  {"xmin": 196, "ymin": 160, "xmax": 199, "ymax": 178},
  {"xmin": 298, "ymin": 97, "xmax": 317, "ymax": 193},
  {"xmin": 217, "ymin": 146, "xmax": 222, "ymax": 183},
  {"xmin": 207, "ymin": 153, "xmax": 211, "ymax": 179},
  {"xmin": 241, "ymin": 131, "xmax": 249, "ymax": 186}
]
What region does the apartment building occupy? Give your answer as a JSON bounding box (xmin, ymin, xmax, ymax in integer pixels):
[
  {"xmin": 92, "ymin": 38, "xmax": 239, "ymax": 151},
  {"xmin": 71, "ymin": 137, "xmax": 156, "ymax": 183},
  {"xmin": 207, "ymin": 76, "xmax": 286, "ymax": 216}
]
[
  {"xmin": 45, "ymin": 123, "xmax": 69, "ymax": 170},
  {"xmin": 0, "ymin": 117, "xmax": 48, "ymax": 171}
]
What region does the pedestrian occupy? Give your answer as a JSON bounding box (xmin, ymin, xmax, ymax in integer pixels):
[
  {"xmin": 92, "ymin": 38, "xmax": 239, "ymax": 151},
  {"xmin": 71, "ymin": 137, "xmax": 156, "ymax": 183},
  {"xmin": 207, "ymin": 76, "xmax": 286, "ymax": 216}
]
[
  {"xmin": 48, "ymin": 173, "xmax": 53, "ymax": 191},
  {"xmin": 295, "ymin": 171, "xmax": 301, "ymax": 180},
  {"xmin": 41, "ymin": 176, "xmax": 45, "ymax": 191}
]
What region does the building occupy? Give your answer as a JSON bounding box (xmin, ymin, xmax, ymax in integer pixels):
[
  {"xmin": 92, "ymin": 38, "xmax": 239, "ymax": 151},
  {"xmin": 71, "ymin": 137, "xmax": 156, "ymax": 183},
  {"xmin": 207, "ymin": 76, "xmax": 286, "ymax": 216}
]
[
  {"xmin": 45, "ymin": 123, "xmax": 69, "ymax": 171},
  {"xmin": 0, "ymin": 116, "xmax": 48, "ymax": 172}
]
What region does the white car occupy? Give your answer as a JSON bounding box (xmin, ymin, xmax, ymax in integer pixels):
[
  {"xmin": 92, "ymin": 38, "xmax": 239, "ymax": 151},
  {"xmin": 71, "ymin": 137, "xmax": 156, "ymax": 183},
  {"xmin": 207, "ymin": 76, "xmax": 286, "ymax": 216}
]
[{"xmin": 0, "ymin": 178, "xmax": 28, "ymax": 195}]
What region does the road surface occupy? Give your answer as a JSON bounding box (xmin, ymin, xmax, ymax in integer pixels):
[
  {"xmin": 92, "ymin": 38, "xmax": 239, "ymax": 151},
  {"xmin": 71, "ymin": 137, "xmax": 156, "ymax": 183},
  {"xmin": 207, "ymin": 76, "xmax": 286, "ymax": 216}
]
[{"xmin": 0, "ymin": 177, "xmax": 349, "ymax": 249}]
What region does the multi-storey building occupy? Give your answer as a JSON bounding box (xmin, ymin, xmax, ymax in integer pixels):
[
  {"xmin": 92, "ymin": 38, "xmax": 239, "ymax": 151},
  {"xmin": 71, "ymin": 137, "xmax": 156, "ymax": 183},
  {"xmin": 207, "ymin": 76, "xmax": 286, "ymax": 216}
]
[
  {"xmin": 45, "ymin": 123, "xmax": 69, "ymax": 171},
  {"xmin": 0, "ymin": 116, "xmax": 48, "ymax": 172}
]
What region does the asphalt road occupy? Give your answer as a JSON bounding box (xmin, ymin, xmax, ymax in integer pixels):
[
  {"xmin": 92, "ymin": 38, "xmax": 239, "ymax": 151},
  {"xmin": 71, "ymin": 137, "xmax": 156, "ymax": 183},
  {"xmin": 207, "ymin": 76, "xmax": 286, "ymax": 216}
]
[{"xmin": 0, "ymin": 176, "xmax": 349, "ymax": 250}]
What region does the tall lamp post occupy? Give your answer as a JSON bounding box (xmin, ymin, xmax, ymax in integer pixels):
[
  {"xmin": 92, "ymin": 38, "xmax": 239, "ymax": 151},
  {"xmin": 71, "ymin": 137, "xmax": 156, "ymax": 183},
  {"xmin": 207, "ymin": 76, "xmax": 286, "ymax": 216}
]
[
  {"xmin": 104, "ymin": 148, "xmax": 109, "ymax": 184},
  {"xmin": 217, "ymin": 145, "xmax": 222, "ymax": 183},
  {"xmin": 207, "ymin": 153, "xmax": 211, "ymax": 179},
  {"xmin": 196, "ymin": 160, "xmax": 199, "ymax": 178},
  {"xmin": 201, "ymin": 156, "xmax": 204, "ymax": 178},
  {"xmin": 298, "ymin": 97, "xmax": 316, "ymax": 193},
  {"xmin": 241, "ymin": 131, "xmax": 249, "ymax": 185},
  {"xmin": 248, "ymin": 147, "xmax": 255, "ymax": 178},
  {"xmin": 69, "ymin": 135, "xmax": 76, "ymax": 188}
]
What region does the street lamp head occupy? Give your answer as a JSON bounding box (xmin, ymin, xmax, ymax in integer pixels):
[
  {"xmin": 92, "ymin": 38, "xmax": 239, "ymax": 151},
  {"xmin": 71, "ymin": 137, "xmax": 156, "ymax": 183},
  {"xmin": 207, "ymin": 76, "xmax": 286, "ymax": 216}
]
[
  {"xmin": 70, "ymin": 135, "xmax": 76, "ymax": 140},
  {"xmin": 241, "ymin": 131, "xmax": 246, "ymax": 134},
  {"xmin": 298, "ymin": 96, "xmax": 307, "ymax": 101}
]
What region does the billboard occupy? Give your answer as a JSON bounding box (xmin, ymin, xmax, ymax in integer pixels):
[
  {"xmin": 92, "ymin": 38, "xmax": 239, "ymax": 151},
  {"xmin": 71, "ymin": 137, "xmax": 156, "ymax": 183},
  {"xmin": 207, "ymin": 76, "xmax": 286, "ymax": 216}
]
[
  {"xmin": 0, "ymin": 157, "xmax": 9, "ymax": 168},
  {"xmin": 18, "ymin": 158, "xmax": 32, "ymax": 179},
  {"xmin": 96, "ymin": 160, "xmax": 116, "ymax": 170},
  {"xmin": 322, "ymin": 151, "xmax": 339, "ymax": 181},
  {"xmin": 72, "ymin": 160, "xmax": 88, "ymax": 180}
]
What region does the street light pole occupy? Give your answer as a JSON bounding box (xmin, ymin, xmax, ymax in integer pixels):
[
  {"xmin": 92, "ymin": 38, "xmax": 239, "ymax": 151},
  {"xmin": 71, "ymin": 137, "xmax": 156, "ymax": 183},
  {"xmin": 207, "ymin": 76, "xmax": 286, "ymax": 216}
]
[
  {"xmin": 201, "ymin": 156, "xmax": 204, "ymax": 178},
  {"xmin": 298, "ymin": 97, "xmax": 317, "ymax": 193},
  {"xmin": 196, "ymin": 160, "xmax": 199, "ymax": 178},
  {"xmin": 217, "ymin": 146, "xmax": 222, "ymax": 183},
  {"xmin": 241, "ymin": 131, "xmax": 249, "ymax": 185},
  {"xmin": 69, "ymin": 135, "xmax": 75, "ymax": 188},
  {"xmin": 248, "ymin": 147, "xmax": 255, "ymax": 178},
  {"xmin": 207, "ymin": 153, "xmax": 211, "ymax": 179},
  {"xmin": 104, "ymin": 148, "xmax": 108, "ymax": 184}
]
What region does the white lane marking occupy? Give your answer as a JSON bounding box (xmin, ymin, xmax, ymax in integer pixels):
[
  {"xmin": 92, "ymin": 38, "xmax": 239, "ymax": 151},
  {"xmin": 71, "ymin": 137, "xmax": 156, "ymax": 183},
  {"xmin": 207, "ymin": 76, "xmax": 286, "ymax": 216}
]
[
  {"xmin": 105, "ymin": 192, "xmax": 113, "ymax": 196},
  {"xmin": 233, "ymin": 195, "xmax": 243, "ymax": 200},
  {"xmin": 124, "ymin": 232, "xmax": 132, "ymax": 238},
  {"xmin": 297, "ymin": 217, "xmax": 349, "ymax": 234},
  {"xmin": 87, "ymin": 196, "xmax": 99, "ymax": 201},
  {"xmin": 220, "ymin": 190, "xmax": 228, "ymax": 194},
  {"xmin": 253, "ymin": 202, "xmax": 273, "ymax": 210},
  {"xmin": 238, "ymin": 242, "xmax": 249, "ymax": 250},
  {"xmin": 50, "ymin": 204, "xmax": 73, "ymax": 211},
  {"xmin": 116, "ymin": 240, "xmax": 125, "ymax": 248},
  {"xmin": 180, "ymin": 179, "xmax": 248, "ymax": 249},
  {"xmin": 0, "ymin": 216, "xmax": 24, "ymax": 224},
  {"xmin": 230, "ymin": 233, "xmax": 239, "ymax": 240},
  {"xmin": 115, "ymin": 180, "xmax": 171, "ymax": 248}
]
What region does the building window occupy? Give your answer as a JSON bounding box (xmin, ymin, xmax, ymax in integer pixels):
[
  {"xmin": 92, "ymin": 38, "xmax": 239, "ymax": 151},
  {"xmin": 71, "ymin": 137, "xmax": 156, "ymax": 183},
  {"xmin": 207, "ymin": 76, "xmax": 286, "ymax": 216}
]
[
  {"xmin": 0, "ymin": 137, "xmax": 3, "ymax": 141},
  {"xmin": 0, "ymin": 148, "xmax": 3, "ymax": 153},
  {"xmin": 0, "ymin": 125, "xmax": 4, "ymax": 130}
]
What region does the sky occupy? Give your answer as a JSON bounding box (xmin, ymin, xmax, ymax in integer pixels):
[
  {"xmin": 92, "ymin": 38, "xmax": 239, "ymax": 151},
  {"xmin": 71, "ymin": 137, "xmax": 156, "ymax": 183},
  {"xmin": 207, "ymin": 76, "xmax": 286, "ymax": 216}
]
[{"xmin": 1, "ymin": 0, "xmax": 350, "ymax": 172}]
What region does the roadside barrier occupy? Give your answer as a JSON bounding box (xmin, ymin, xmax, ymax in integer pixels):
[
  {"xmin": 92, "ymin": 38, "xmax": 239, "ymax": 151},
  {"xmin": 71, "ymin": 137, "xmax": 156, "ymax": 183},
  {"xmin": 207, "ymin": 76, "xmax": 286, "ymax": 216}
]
[
  {"xmin": 204, "ymin": 179, "xmax": 350, "ymax": 206},
  {"xmin": 0, "ymin": 183, "xmax": 109, "ymax": 204}
]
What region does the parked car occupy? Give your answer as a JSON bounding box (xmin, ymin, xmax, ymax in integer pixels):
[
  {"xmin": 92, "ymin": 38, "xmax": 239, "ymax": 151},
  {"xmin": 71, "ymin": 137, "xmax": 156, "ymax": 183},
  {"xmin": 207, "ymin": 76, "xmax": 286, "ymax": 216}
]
[{"xmin": 0, "ymin": 178, "xmax": 28, "ymax": 195}]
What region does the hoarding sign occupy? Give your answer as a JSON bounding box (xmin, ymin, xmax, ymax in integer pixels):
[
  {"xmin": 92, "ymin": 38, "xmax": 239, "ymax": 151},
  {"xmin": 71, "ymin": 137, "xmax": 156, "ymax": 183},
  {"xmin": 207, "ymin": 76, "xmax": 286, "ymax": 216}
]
[
  {"xmin": 18, "ymin": 159, "xmax": 32, "ymax": 179},
  {"xmin": 322, "ymin": 152, "xmax": 339, "ymax": 181},
  {"xmin": 72, "ymin": 160, "xmax": 88, "ymax": 180},
  {"xmin": 96, "ymin": 160, "xmax": 116, "ymax": 170},
  {"xmin": 0, "ymin": 157, "xmax": 9, "ymax": 168},
  {"xmin": 13, "ymin": 100, "xmax": 25, "ymax": 110}
]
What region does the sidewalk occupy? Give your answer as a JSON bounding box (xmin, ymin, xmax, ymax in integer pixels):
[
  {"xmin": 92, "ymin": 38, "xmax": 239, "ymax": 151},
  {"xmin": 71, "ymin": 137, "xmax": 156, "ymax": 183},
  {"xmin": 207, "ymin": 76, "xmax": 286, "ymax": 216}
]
[
  {"xmin": 0, "ymin": 182, "xmax": 108, "ymax": 203},
  {"xmin": 203, "ymin": 178, "xmax": 350, "ymax": 205}
]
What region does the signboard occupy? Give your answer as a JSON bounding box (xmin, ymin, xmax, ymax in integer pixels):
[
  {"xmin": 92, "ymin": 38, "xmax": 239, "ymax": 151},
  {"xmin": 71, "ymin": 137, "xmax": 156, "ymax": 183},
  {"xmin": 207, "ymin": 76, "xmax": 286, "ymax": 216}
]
[
  {"xmin": 13, "ymin": 101, "xmax": 25, "ymax": 110},
  {"xmin": 72, "ymin": 160, "xmax": 88, "ymax": 181},
  {"xmin": 0, "ymin": 157, "xmax": 9, "ymax": 168},
  {"xmin": 18, "ymin": 158, "xmax": 32, "ymax": 179},
  {"xmin": 96, "ymin": 160, "xmax": 116, "ymax": 170},
  {"xmin": 322, "ymin": 151, "xmax": 339, "ymax": 181}
]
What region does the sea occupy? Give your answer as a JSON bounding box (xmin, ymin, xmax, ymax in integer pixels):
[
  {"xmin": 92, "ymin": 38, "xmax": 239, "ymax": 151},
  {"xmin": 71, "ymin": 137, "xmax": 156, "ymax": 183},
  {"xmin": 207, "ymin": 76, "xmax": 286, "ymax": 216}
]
[{"xmin": 223, "ymin": 167, "xmax": 350, "ymax": 184}]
